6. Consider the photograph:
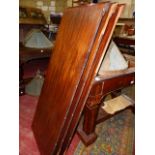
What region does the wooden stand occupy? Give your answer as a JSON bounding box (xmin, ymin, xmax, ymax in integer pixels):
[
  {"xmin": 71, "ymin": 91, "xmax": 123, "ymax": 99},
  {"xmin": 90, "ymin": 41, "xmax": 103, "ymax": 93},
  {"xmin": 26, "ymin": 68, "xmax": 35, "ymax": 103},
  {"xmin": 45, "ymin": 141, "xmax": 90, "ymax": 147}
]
[{"xmin": 77, "ymin": 68, "xmax": 135, "ymax": 145}]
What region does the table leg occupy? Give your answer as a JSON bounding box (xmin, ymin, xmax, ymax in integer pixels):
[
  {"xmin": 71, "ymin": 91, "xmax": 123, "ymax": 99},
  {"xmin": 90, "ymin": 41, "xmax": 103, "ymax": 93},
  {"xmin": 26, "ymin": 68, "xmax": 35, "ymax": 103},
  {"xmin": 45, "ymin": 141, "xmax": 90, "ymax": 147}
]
[
  {"xmin": 77, "ymin": 95, "xmax": 104, "ymax": 145},
  {"xmin": 83, "ymin": 104, "xmax": 99, "ymax": 135}
]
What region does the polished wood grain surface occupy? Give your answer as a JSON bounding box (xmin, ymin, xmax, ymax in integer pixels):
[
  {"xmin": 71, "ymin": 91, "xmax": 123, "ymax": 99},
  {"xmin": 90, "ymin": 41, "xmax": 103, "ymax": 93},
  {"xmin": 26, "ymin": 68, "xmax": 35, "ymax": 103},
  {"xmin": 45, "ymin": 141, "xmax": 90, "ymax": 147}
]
[
  {"xmin": 32, "ymin": 3, "xmax": 108, "ymax": 155},
  {"xmin": 59, "ymin": 3, "xmax": 118, "ymax": 153},
  {"xmin": 61, "ymin": 4, "xmax": 125, "ymax": 152}
]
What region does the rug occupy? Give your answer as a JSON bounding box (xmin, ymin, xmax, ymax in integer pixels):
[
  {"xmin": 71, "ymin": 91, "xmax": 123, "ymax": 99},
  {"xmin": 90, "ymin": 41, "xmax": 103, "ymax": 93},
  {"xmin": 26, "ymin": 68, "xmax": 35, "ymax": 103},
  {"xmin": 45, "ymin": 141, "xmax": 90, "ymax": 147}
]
[{"xmin": 74, "ymin": 109, "xmax": 134, "ymax": 155}]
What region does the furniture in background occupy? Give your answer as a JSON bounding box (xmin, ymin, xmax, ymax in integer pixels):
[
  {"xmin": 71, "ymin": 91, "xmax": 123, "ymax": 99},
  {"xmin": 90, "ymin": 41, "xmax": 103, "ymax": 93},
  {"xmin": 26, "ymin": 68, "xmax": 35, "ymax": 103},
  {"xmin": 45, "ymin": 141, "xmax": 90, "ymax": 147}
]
[
  {"xmin": 19, "ymin": 7, "xmax": 55, "ymax": 95},
  {"xmin": 19, "ymin": 6, "xmax": 46, "ymax": 25},
  {"xmin": 19, "ymin": 29, "xmax": 54, "ymax": 96},
  {"xmin": 19, "ymin": 6, "xmax": 47, "ymax": 43},
  {"xmin": 45, "ymin": 13, "xmax": 62, "ymax": 41},
  {"xmin": 19, "ymin": 43, "xmax": 52, "ymax": 96},
  {"xmin": 113, "ymin": 18, "xmax": 135, "ymax": 55},
  {"xmin": 114, "ymin": 35, "xmax": 135, "ymax": 55},
  {"xmin": 77, "ymin": 40, "xmax": 135, "ymax": 145},
  {"xmin": 77, "ymin": 58, "xmax": 135, "ymax": 145}
]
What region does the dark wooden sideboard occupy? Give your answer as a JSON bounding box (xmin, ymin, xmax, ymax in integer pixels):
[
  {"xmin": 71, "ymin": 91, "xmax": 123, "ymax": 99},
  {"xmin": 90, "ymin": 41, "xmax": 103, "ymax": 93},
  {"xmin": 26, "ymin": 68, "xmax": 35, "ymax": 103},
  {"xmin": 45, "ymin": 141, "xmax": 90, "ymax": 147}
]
[{"xmin": 77, "ymin": 67, "xmax": 135, "ymax": 145}]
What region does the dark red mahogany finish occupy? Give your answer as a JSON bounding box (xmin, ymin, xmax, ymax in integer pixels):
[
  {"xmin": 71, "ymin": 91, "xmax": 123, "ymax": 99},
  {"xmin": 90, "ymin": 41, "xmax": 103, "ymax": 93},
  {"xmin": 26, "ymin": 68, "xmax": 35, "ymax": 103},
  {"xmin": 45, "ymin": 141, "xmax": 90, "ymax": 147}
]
[
  {"xmin": 77, "ymin": 68, "xmax": 135, "ymax": 145},
  {"xmin": 32, "ymin": 3, "xmax": 125, "ymax": 155},
  {"xmin": 59, "ymin": 4, "xmax": 126, "ymax": 154},
  {"xmin": 33, "ymin": 3, "xmax": 108, "ymax": 155}
]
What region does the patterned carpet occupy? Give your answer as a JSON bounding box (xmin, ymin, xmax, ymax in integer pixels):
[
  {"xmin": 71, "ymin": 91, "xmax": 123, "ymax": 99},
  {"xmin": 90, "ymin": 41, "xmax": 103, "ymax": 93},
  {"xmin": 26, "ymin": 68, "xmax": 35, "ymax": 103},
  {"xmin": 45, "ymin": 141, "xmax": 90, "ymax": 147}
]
[{"xmin": 74, "ymin": 110, "xmax": 134, "ymax": 155}]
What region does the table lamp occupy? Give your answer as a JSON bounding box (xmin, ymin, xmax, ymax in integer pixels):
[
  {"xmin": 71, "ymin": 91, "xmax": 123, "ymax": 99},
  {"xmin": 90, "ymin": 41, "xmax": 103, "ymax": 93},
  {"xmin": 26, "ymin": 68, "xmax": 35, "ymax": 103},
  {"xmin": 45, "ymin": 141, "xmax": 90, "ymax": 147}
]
[{"xmin": 23, "ymin": 29, "xmax": 53, "ymax": 49}]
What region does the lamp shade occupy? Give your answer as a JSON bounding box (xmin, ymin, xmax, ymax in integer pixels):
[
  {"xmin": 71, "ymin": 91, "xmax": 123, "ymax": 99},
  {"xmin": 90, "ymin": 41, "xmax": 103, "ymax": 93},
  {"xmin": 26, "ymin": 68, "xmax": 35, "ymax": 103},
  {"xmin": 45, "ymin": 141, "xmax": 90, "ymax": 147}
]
[
  {"xmin": 98, "ymin": 41, "xmax": 128, "ymax": 74},
  {"xmin": 25, "ymin": 70, "xmax": 44, "ymax": 96},
  {"xmin": 24, "ymin": 29, "xmax": 53, "ymax": 49}
]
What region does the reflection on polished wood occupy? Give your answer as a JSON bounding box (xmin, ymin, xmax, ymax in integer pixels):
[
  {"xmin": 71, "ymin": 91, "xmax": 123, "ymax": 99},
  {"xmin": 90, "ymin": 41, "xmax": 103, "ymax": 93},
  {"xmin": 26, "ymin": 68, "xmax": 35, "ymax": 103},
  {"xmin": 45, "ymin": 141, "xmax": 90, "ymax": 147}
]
[{"xmin": 32, "ymin": 3, "xmax": 126, "ymax": 155}]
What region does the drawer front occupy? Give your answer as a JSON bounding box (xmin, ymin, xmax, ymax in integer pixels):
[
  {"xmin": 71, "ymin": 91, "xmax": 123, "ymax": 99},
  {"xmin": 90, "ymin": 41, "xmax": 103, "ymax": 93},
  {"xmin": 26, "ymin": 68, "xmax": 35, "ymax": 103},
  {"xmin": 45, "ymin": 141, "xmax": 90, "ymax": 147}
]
[{"xmin": 103, "ymin": 73, "xmax": 135, "ymax": 95}]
